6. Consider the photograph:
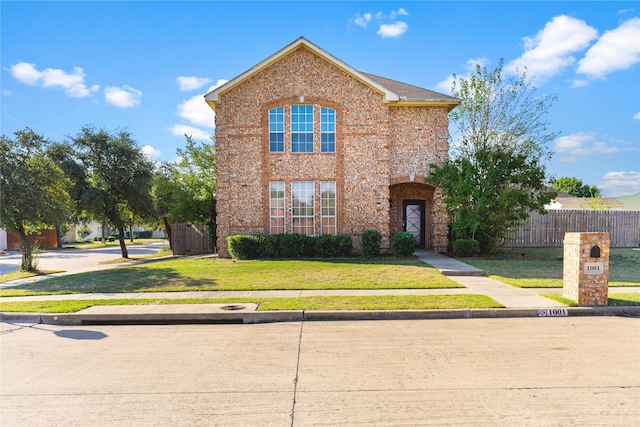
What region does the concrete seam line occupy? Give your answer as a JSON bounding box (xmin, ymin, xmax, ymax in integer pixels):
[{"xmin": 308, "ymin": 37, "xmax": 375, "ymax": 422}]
[{"xmin": 290, "ymin": 313, "xmax": 305, "ymax": 426}]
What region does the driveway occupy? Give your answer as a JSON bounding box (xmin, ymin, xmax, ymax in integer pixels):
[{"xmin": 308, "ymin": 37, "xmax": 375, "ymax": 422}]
[{"xmin": 0, "ymin": 242, "xmax": 166, "ymax": 281}]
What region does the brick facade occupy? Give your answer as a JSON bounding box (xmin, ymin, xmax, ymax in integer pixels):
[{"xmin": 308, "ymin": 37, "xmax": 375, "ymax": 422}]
[{"xmin": 207, "ymin": 38, "xmax": 458, "ymax": 256}]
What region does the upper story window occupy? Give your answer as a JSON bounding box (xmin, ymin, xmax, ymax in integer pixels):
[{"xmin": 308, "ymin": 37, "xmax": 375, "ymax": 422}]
[
  {"xmin": 291, "ymin": 105, "xmax": 314, "ymax": 153},
  {"xmin": 269, "ymin": 107, "xmax": 284, "ymax": 152},
  {"xmin": 320, "ymin": 107, "xmax": 336, "ymax": 153}
]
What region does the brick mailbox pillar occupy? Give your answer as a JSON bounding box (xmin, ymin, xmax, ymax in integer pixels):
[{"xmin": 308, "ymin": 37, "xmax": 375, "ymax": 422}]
[{"xmin": 563, "ymin": 232, "xmax": 610, "ymax": 306}]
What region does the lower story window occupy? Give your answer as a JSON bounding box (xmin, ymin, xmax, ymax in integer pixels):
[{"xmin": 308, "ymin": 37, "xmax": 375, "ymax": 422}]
[
  {"xmin": 292, "ymin": 181, "xmax": 315, "ymax": 235},
  {"xmin": 320, "ymin": 181, "xmax": 336, "ymax": 235},
  {"xmin": 269, "ymin": 181, "xmax": 285, "ymax": 234}
]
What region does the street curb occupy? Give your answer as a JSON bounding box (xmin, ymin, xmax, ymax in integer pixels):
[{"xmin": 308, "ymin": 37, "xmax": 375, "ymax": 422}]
[{"xmin": 2, "ymin": 306, "xmax": 639, "ymax": 325}]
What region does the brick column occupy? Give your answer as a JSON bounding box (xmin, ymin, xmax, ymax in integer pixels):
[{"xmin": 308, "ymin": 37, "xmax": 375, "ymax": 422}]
[{"xmin": 563, "ymin": 232, "xmax": 610, "ymax": 306}]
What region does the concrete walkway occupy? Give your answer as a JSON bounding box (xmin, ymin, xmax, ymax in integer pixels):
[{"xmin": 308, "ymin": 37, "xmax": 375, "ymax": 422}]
[{"xmin": 415, "ymin": 250, "xmax": 564, "ymax": 308}]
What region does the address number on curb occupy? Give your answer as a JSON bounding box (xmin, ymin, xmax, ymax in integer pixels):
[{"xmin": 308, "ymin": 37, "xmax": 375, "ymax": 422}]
[{"xmin": 538, "ymin": 308, "xmax": 568, "ymax": 317}]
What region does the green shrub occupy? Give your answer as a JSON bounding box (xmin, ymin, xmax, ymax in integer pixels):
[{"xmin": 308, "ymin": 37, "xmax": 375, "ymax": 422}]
[
  {"xmin": 107, "ymin": 235, "xmax": 116, "ymax": 242},
  {"xmin": 362, "ymin": 229, "xmax": 382, "ymax": 257},
  {"xmin": 137, "ymin": 230, "xmax": 153, "ymax": 239},
  {"xmin": 452, "ymin": 239, "xmax": 480, "ymax": 257},
  {"xmin": 315, "ymin": 235, "xmax": 352, "ymax": 258},
  {"xmin": 93, "ymin": 236, "xmax": 101, "ymax": 242},
  {"xmin": 227, "ymin": 235, "xmax": 262, "ymax": 260},
  {"xmin": 393, "ymin": 232, "xmax": 415, "ymax": 257}
]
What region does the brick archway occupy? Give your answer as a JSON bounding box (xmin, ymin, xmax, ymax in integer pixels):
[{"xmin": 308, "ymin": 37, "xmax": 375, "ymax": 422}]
[{"xmin": 389, "ymin": 179, "xmax": 437, "ymax": 250}]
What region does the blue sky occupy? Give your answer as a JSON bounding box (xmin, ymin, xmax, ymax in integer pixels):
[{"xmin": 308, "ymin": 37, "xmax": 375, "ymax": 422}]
[{"xmin": 2, "ymin": 1, "xmax": 639, "ymax": 197}]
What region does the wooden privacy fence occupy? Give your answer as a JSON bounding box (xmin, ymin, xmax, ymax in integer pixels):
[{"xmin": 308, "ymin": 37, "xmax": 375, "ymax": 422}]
[
  {"xmin": 502, "ymin": 210, "xmax": 640, "ymax": 247},
  {"xmin": 6, "ymin": 229, "xmax": 58, "ymax": 250},
  {"xmin": 170, "ymin": 223, "xmax": 211, "ymax": 255}
]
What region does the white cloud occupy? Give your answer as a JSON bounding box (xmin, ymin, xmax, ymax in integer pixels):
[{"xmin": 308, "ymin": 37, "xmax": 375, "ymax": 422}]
[
  {"xmin": 104, "ymin": 85, "xmax": 142, "ymax": 108},
  {"xmin": 378, "ymin": 21, "xmax": 408, "ymax": 38},
  {"xmin": 177, "ymin": 76, "xmax": 212, "ymax": 91},
  {"xmin": 390, "ymin": 8, "xmax": 409, "ymax": 19},
  {"xmin": 177, "ymin": 93, "xmax": 214, "ymax": 128},
  {"xmin": 634, "ymin": 112, "xmax": 640, "ymax": 120},
  {"xmin": 10, "ymin": 62, "xmax": 99, "ymax": 97},
  {"xmin": 354, "ymin": 12, "xmax": 372, "ymax": 28},
  {"xmin": 175, "ymin": 81, "xmax": 226, "ymax": 128},
  {"xmin": 577, "ymin": 18, "xmax": 640, "ymax": 80},
  {"xmin": 599, "ymin": 171, "xmax": 640, "ymax": 197},
  {"xmin": 141, "ymin": 145, "xmax": 162, "ymax": 160},
  {"xmin": 554, "ymin": 132, "xmax": 626, "ymax": 163},
  {"xmin": 167, "ymin": 124, "xmax": 211, "ymax": 140},
  {"xmin": 505, "ymin": 15, "xmax": 598, "ymax": 82},
  {"xmin": 352, "ymin": 9, "xmax": 409, "ymax": 38}
]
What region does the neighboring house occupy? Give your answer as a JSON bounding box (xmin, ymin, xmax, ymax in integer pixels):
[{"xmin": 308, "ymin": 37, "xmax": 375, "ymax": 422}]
[
  {"xmin": 205, "ymin": 37, "xmax": 459, "ymax": 256},
  {"xmin": 547, "ymin": 196, "xmax": 626, "ymax": 210},
  {"xmin": 614, "ymin": 192, "xmax": 640, "ymax": 210},
  {"xmin": 0, "ymin": 229, "xmax": 7, "ymax": 251}
]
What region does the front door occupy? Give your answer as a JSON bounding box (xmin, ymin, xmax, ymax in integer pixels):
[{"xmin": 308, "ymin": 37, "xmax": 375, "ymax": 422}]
[{"xmin": 403, "ymin": 200, "xmax": 426, "ymax": 248}]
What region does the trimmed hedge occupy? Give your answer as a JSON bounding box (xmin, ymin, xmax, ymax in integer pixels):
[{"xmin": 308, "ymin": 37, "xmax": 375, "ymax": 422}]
[
  {"xmin": 361, "ymin": 229, "xmax": 381, "ymax": 258},
  {"xmin": 393, "ymin": 232, "xmax": 415, "ymax": 257},
  {"xmin": 227, "ymin": 234, "xmax": 353, "ymax": 260},
  {"xmin": 452, "ymin": 239, "xmax": 480, "ymax": 257}
]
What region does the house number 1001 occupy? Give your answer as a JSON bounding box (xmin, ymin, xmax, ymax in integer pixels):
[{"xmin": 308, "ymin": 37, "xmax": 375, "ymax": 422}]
[{"xmin": 584, "ymin": 262, "xmax": 605, "ymax": 275}]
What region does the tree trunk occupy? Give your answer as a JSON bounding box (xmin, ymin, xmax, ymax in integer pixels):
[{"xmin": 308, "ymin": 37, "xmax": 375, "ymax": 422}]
[
  {"xmin": 163, "ymin": 217, "xmax": 173, "ymax": 250},
  {"xmin": 16, "ymin": 226, "xmax": 35, "ymax": 272},
  {"xmin": 118, "ymin": 227, "xmax": 129, "ymax": 258},
  {"xmin": 129, "ymin": 225, "xmax": 134, "ymax": 243},
  {"xmin": 55, "ymin": 225, "xmax": 63, "ymax": 248},
  {"xmin": 101, "ymin": 222, "xmax": 106, "ymax": 244}
]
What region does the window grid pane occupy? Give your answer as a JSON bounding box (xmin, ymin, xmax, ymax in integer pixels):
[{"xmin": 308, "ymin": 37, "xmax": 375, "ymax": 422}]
[
  {"xmin": 320, "ymin": 107, "xmax": 336, "ymax": 153},
  {"xmin": 320, "ymin": 181, "xmax": 336, "ymax": 235},
  {"xmin": 269, "ymin": 107, "xmax": 284, "ymax": 152},
  {"xmin": 292, "ymin": 181, "xmax": 315, "ymax": 235},
  {"xmin": 269, "ymin": 181, "xmax": 285, "ymax": 234},
  {"xmin": 291, "ymin": 105, "xmax": 314, "ymax": 153}
]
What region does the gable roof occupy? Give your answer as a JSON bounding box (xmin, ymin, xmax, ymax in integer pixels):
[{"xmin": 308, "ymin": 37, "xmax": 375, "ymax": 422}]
[{"xmin": 205, "ymin": 37, "xmax": 460, "ymax": 111}]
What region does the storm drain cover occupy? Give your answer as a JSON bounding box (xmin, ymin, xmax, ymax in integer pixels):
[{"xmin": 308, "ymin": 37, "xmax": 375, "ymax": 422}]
[{"xmin": 220, "ymin": 305, "xmax": 246, "ymax": 311}]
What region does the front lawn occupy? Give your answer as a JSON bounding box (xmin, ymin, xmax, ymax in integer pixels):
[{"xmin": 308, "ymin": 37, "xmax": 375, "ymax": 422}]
[
  {"xmin": 459, "ymin": 247, "xmax": 640, "ymax": 288},
  {"xmin": 0, "ymin": 257, "xmax": 461, "ymax": 297}
]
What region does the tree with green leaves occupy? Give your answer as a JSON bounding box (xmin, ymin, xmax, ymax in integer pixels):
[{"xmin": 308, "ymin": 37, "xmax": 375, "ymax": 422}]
[
  {"xmin": 429, "ymin": 60, "xmax": 557, "ymax": 253},
  {"xmin": 71, "ymin": 126, "xmax": 155, "ymax": 258},
  {"xmin": 1, "ymin": 128, "xmax": 72, "ymax": 271},
  {"xmin": 551, "ymin": 176, "xmax": 600, "ymax": 198},
  {"xmin": 168, "ymin": 135, "xmax": 217, "ymax": 251}
]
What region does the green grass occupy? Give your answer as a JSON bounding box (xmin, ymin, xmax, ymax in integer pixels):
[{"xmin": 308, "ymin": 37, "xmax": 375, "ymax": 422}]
[
  {"xmin": 0, "ymin": 294, "xmax": 502, "ymax": 313},
  {"xmin": 459, "ymin": 247, "xmax": 640, "ymax": 288},
  {"xmin": 0, "ymin": 269, "xmax": 65, "ymax": 284},
  {"xmin": 0, "ymin": 258, "xmax": 461, "ymax": 297},
  {"xmin": 542, "ymin": 292, "xmax": 640, "ymax": 307}
]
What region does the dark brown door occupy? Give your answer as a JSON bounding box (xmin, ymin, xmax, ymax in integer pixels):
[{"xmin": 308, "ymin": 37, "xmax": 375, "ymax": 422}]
[{"xmin": 403, "ymin": 200, "xmax": 426, "ymax": 248}]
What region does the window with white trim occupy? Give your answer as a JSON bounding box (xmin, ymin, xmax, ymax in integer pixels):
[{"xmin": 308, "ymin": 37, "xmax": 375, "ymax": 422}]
[
  {"xmin": 291, "ymin": 105, "xmax": 314, "ymax": 153},
  {"xmin": 291, "ymin": 181, "xmax": 314, "ymax": 235},
  {"xmin": 269, "ymin": 181, "xmax": 285, "ymax": 234},
  {"xmin": 320, "ymin": 107, "xmax": 336, "ymax": 153},
  {"xmin": 269, "ymin": 107, "xmax": 284, "ymax": 152},
  {"xmin": 320, "ymin": 181, "xmax": 337, "ymax": 235}
]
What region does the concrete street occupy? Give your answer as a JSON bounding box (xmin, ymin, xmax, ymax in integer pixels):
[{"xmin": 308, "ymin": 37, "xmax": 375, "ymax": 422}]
[
  {"xmin": 2, "ymin": 316, "xmax": 638, "ymax": 426},
  {"xmin": 0, "ymin": 242, "xmax": 166, "ymax": 278}
]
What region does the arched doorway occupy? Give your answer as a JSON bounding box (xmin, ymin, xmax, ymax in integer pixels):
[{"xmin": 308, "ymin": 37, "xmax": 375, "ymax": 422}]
[{"xmin": 389, "ymin": 178, "xmax": 436, "ymax": 249}]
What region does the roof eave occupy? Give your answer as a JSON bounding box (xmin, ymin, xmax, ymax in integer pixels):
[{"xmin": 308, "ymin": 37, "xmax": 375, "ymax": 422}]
[{"xmin": 389, "ymin": 99, "xmax": 461, "ymax": 111}]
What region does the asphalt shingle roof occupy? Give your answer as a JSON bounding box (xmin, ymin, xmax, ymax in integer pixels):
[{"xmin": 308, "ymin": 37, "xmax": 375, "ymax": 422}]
[{"xmin": 360, "ymin": 71, "xmax": 460, "ymax": 103}]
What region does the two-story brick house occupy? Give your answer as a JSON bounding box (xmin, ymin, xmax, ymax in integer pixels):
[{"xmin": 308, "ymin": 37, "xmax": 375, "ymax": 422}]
[{"xmin": 205, "ymin": 37, "xmax": 459, "ymax": 256}]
